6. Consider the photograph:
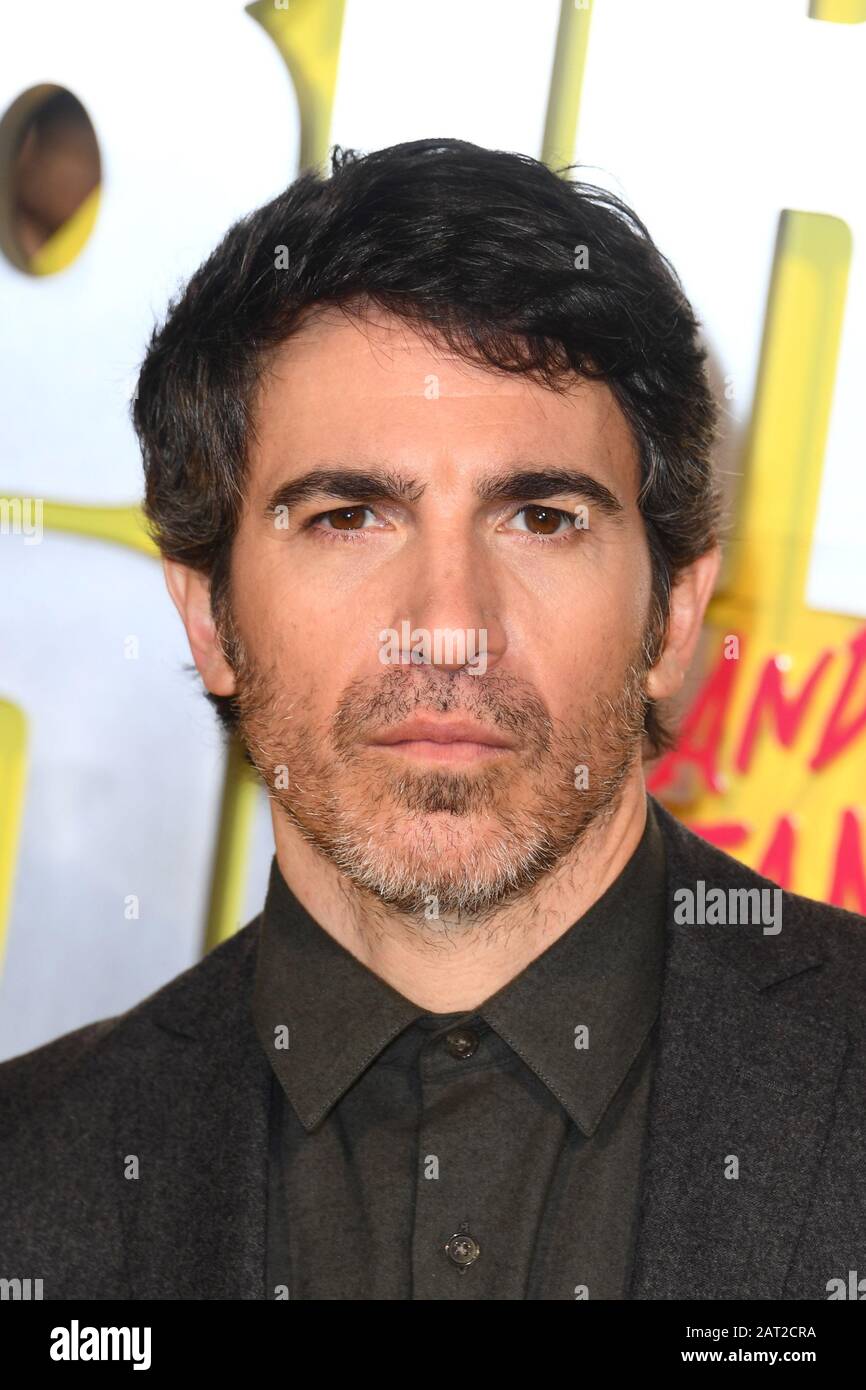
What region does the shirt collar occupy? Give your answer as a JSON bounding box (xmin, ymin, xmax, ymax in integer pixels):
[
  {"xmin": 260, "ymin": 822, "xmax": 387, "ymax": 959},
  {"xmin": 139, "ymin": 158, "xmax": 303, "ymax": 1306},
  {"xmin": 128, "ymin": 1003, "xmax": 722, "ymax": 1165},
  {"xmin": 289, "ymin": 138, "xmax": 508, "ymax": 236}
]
[
  {"xmin": 479, "ymin": 798, "xmax": 666, "ymax": 1134},
  {"xmin": 252, "ymin": 796, "xmax": 666, "ymax": 1137}
]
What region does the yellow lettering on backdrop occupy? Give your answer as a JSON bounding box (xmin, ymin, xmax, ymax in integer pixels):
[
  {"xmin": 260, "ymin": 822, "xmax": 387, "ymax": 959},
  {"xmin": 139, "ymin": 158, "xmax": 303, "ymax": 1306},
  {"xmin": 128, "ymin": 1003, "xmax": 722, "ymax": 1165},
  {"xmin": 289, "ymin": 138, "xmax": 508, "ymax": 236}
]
[{"xmin": 649, "ymin": 212, "xmax": 866, "ymax": 911}]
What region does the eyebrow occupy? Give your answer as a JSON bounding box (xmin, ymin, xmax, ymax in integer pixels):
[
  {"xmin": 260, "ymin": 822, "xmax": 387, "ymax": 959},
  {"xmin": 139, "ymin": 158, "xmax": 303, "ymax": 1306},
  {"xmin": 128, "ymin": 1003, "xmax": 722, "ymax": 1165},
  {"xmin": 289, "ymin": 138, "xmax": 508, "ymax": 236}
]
[{"xmin": 263, "ymin": 466, "xmax": 625, "ymax": 520}]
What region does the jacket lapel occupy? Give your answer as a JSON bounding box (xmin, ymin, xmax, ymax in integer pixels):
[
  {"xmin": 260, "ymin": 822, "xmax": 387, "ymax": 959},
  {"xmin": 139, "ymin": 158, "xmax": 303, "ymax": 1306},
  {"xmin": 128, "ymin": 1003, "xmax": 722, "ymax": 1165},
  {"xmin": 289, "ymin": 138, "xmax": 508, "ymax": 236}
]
[
  {"xmin": 115, "ymin": 925, "xmax": 272, "ymax": 1299},
  {"xmin": 630, "ymin": 802, "xmax": 849, "ymax": 1299}
]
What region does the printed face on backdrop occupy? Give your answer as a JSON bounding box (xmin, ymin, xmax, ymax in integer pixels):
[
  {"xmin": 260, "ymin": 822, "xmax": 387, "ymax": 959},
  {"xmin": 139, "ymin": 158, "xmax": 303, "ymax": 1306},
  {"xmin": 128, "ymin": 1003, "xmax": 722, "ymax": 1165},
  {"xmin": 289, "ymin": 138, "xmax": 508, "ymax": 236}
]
[{"xmin": 169, "ymin": 305, "xmax": 715, "ymax": 920}]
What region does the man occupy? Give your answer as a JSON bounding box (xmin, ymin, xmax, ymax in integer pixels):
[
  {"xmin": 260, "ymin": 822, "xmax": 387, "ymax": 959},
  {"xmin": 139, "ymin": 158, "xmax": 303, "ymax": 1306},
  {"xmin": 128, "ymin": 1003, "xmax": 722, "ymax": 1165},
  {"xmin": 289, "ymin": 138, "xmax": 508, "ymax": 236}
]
[{"xmin": 1, "ymin": 139, "xmax": 864, "ymax": 1301}]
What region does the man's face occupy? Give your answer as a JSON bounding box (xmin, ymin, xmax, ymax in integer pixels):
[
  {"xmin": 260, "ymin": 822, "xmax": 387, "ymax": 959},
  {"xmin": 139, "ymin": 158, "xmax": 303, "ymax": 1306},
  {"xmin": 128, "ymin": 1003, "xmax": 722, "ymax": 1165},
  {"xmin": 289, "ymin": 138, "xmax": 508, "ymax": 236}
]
[{"xmin": 216, "ymin": 306, "xmax": 658, "ymax": 920}]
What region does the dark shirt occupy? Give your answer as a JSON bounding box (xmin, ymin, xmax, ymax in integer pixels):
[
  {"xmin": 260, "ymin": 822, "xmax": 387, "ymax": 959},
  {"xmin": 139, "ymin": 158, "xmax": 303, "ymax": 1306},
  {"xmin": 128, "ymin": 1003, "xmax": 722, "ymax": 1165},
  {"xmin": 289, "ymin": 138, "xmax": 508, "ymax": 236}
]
[{"xmin": 252, "ymin": 795, "xmax": 667, "ymax": 1300}]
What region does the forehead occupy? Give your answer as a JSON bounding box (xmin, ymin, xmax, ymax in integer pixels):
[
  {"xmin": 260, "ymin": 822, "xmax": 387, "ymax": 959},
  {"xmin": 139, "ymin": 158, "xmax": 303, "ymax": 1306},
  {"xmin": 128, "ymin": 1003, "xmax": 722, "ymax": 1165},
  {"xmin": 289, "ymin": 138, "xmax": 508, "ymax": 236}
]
[{"xmin": 249, "ymin": 305, "xmax": 641, "ymax": 498}]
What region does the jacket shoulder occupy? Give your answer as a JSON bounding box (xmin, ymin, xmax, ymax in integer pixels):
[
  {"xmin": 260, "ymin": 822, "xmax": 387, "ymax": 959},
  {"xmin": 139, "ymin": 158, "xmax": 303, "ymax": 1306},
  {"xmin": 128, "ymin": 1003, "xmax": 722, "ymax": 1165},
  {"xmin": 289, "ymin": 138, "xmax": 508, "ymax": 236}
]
[
  {"xmin": 0, "ymin": 916, "xmax": 263, "ymax": 1295},
  {"xmin": 651, "ymin": 796, "xmax": 866, "ymax": 1015}
]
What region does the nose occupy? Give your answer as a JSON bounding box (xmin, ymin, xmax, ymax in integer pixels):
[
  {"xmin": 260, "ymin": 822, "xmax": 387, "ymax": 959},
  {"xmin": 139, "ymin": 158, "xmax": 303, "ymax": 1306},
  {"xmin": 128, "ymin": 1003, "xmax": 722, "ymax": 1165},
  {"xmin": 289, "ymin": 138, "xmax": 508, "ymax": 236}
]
[{"xmin": 387, "ymin": 525, "xmax": 507, "ymax": 675}]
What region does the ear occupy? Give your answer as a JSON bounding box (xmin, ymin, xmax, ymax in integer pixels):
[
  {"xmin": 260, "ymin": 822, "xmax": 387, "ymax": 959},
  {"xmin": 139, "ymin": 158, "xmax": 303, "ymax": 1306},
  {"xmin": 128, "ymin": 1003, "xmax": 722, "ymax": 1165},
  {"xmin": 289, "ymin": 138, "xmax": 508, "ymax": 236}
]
[
  {"xmin": 162, "ymin": 558, "xmax": 237, "ymax": 697},
  {"xmin": 645, "ymin": 545, "xmax": 722, "ymax": 701}
]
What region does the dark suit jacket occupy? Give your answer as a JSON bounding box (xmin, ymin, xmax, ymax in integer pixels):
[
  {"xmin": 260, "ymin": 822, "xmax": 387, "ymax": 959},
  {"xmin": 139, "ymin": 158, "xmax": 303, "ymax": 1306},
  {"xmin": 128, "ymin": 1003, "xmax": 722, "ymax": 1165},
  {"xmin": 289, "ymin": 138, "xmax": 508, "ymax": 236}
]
[{"xmin": 1, "ymin": 798, "xmax": 864, "ymax": 1300}]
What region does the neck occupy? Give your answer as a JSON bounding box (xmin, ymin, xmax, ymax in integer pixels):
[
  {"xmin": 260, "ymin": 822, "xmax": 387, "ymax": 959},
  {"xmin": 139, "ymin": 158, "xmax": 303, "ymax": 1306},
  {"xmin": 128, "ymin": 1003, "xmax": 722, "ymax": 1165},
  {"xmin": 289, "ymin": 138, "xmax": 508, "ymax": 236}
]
[{"xmin": 270, "ymin": 768, "xmax": 649, "ymax": 1012}]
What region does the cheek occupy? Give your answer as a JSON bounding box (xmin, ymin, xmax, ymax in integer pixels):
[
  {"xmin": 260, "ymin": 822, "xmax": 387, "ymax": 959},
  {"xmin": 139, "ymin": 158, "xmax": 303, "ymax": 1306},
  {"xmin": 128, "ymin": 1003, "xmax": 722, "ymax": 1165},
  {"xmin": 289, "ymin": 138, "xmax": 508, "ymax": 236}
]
[
  {"xmin": 231, "ymin": 563, "xmax": 370, "ymax": 723},
  {"xmin": 576, "ymin": 533, "xmax": 652, "ymax": 647},
  {"xmin": 519, "ymin": 544, "xmax": 650, "ymax": 657}
]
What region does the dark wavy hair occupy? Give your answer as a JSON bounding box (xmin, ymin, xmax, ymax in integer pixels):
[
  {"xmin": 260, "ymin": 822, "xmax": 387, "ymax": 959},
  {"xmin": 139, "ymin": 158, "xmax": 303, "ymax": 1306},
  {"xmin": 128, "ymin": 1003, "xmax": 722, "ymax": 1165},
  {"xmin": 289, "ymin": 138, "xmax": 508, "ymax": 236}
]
[{"xmin": 131, "ymin": 137, "xmax": 721, "ymax": 757}]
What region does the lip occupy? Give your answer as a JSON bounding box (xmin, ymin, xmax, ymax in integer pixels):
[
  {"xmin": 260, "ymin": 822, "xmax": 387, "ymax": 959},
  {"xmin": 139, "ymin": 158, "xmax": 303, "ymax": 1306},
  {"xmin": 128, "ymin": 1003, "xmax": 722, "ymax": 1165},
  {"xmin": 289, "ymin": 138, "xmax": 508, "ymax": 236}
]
[{"xmin": 371, "ymin": 717, "xmax": 515, "ymax": 749}]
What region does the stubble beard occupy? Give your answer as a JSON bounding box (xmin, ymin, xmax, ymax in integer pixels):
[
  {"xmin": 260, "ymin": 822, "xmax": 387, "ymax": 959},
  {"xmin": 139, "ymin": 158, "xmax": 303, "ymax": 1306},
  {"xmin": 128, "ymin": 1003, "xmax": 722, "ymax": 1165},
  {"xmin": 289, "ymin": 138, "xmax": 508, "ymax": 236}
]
[{"xmin": 218, "ymin": 613, "xmax": 655, "ymax": 925}]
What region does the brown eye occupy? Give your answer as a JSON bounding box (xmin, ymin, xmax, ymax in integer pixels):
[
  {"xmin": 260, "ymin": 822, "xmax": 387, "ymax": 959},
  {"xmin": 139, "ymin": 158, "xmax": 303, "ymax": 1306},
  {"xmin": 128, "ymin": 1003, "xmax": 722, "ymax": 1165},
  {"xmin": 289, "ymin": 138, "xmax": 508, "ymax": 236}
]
[
  {"xmin": 320, "ymin": 507, "xmax": 370, "ymax": 530},
  {"xmin": 514, "ymin": 505, "xmax": 571, "ymax": 536}
]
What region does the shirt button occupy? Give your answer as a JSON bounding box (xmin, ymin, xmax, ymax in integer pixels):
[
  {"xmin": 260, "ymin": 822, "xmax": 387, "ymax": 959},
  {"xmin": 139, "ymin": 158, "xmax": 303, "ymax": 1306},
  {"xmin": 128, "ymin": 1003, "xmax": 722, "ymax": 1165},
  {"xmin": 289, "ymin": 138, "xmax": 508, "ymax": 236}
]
[
  {"xmin": 445, "ymin": 1229, "xmax": 481, "ymax": 1268},
  {"xmin": 444, "ymin": 1026, "xmax": 479, "ymax": 1059}
]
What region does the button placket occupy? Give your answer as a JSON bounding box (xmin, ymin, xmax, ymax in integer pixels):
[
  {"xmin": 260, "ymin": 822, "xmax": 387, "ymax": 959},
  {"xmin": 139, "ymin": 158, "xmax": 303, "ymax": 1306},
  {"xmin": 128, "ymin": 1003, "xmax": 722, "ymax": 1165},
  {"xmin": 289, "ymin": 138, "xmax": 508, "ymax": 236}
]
[{"xmin": 413, "ymin": 1021, "xmax": 488, "ymax": 1295}]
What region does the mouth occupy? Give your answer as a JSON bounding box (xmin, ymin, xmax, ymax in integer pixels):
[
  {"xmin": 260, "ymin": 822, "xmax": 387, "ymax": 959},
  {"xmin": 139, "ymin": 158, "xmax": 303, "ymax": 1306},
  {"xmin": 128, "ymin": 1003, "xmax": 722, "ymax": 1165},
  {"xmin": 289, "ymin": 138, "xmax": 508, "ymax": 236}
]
[{"xmin": 368, "ymin": 716, "xmax": 516, "ymax": 764}]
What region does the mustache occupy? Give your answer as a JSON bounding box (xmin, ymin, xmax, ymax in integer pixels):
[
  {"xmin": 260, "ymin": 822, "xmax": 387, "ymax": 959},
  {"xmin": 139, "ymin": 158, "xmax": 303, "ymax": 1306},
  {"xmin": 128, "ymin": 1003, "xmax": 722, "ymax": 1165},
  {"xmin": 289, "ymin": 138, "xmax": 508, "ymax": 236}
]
[{"xmin": 332, "ymin": 668, "xmax": 553, "ymax": 754}]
